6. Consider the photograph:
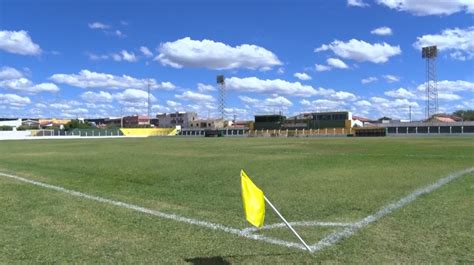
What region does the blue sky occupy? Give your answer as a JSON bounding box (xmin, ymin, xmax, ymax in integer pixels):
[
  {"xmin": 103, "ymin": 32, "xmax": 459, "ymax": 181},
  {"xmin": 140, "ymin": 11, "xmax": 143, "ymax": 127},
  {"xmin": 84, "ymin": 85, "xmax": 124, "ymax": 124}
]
[{"xmin": 1, "ymin": 0, "xmax": 473, "ymax": 120}]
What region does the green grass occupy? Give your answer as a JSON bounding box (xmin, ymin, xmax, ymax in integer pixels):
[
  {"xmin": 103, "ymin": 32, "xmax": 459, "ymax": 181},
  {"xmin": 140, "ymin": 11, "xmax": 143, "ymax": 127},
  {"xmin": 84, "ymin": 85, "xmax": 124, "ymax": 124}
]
[{"xmin": 0, "ymin": 137, "xmax": 473, "ymax": 263}]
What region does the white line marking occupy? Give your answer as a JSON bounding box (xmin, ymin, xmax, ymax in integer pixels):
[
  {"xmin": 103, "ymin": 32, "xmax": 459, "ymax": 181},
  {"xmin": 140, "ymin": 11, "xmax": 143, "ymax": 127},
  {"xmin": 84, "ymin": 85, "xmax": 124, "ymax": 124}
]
[
  {"xmin": 242, "ymin": 221, "xmax": 354, "ymax": 234},
  {"xmin": 0, "ymin": 172, "xmax": 306, "ymax": 251},
  {"xmin": 310, "ymin": 166, "xmax": 474, "ymax": 253}
]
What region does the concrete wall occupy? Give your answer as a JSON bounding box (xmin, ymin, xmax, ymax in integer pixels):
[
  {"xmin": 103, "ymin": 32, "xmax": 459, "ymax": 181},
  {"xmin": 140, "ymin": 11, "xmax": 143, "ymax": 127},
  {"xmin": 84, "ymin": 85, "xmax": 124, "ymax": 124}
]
[{"xmin": 0, "ymin": 131, "xmax": 32, "ymax": 140}]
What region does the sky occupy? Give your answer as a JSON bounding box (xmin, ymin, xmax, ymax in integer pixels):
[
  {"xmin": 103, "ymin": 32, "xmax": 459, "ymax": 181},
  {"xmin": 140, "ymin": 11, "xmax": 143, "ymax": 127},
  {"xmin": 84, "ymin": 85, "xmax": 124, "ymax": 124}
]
[{"xmin": 0, "ymin": 0, "xmax": 473, "ymax": 120}]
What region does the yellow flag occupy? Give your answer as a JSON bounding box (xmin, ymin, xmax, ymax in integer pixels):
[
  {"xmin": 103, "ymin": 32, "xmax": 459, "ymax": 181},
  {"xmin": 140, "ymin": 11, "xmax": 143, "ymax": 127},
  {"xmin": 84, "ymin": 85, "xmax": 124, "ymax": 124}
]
[{"xmin": 241, "ymin": 170, "xmax": 265, "ymax": 227}]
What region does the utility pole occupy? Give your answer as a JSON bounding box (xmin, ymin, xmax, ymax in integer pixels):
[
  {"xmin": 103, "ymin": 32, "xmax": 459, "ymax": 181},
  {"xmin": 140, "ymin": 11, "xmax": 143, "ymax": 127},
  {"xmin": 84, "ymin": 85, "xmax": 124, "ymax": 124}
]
[
  {"xmin": 147, "ymin": 81, "xmax": 151, "ymax": 118},
  {"xmin": 409, "ymin": 105, "xmax": 412, "ymax": 122}
]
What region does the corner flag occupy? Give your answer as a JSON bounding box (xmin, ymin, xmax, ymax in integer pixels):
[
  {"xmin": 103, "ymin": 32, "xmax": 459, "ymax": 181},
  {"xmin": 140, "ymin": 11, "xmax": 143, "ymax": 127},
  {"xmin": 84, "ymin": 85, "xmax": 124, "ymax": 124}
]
[{"xmin": 241, "ymin": 170, "xmax": 265, "ymax": 227}]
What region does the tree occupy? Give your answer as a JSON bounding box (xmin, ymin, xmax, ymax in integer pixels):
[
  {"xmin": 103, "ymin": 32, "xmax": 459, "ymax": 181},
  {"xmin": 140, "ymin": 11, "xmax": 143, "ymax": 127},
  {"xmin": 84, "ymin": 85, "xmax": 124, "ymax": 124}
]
[
  {"xmin": 64, "ymin": 119, "xmax": 92, "ymax": 130},
  {"xmin": 453, "ymin": 110, "xmax": 474, "ymax": 121}
]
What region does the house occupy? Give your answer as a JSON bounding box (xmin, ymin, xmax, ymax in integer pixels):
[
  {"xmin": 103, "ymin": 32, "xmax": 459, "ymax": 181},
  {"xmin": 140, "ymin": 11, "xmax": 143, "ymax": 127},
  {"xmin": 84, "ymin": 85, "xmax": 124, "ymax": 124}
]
[
  {"xmin": 122, "ymin": 115, "xmax": 150, "ymax": 127},
  {"xmin": 156, "ymin": 112, "xmax": 197, "ymax": 128}
]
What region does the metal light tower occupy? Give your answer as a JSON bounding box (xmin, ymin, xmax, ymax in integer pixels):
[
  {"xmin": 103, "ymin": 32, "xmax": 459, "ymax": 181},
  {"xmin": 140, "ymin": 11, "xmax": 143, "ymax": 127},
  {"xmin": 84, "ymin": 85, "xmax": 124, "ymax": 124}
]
[
  {"xmin": 217, "ymin": 75, "xmax": 225, "ymax": 119},
  {"xmin": 422, "ymin": 45, "xmax": 438, "ymax": 120}
]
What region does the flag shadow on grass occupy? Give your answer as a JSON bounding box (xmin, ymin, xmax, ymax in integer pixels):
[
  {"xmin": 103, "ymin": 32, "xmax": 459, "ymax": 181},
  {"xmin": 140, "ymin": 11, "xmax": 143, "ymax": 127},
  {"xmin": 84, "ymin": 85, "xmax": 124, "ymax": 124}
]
[
  {"xmin": 184, "ymin": 252, "xmax": 300, "ymax": 264},
  {"xmin": 184, "ymin": 256, "xmax": 230, "ymax": 265}
]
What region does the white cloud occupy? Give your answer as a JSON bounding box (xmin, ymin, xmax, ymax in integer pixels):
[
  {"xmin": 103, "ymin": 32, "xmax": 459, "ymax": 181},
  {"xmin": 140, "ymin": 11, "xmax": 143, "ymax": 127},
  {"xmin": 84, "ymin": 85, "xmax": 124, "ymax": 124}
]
[
  {"xmin": 114, "ymin": 30, "xmax": 126, "ymax": 38},
  {"xmin": 294, "ymin": 72, "xmax": 312, "ymax": 80},
  {"xmin": 383, "ymin": 74, "xmax": 400, "ymax": 83},
  {"xmin": 311, "ymin": 99, "xmax": 347, "ymax": 111},
  {"xmin": 80, "ymin": 91, "xmax": 113, "ymax": 103},
  {"xmin": 329, "ymin": 91, "xmax": 357, "ymax": 101},
  {"xmin": 166, "ymin": 100, "xmax": 182, "ymax": 108},
  {"xmin": 361, "ymin": 77, "xmax": 378, "ymax": 84},
  {"xmin": 300, "ymin": 99, "xmax": 311, "ymax": 106},
  {"xmin": 376, "ymin": 0, "xmax": 474, "ymax": 16},
  {"xmin": 348, "ymin": 0, "xmax": 369, "ymax": 7},
  {"xmin": 50, "ymin": 70, "xmax": 175, "ymax": 90},
  {"xmin": 413, "ymin": 27, "xmax": 474, "ymax": 60},
  {"xmin": 417, "ymin": 80, "xmax": 474, "ymax": 92},
  {"xmin": 225, "ymin": 77, "xmax": 317, "ymax": 97},
  {"xmin": 0, "ymin": 30, "xmax": 42, "ymax": 55},
  {"xmin": 0, "ymin": 67, "xmax": 24, "ymax": 80},
  {"xmin": 265, "ymin": 96, "xmax": 293, "ymax": 107},
  {"xmin": 88, "ymin": 22, "xmax": 110, "ymax": 29},
  {"xmin": 327, "ymin": 58, "xmax": 349, "ymax": 69},
  {"xmin": 140, "ymin": 46, "xmax": 153, "ymax": 57},
  {"xmin": 0, "ymin": 93, "xmax": 31, "ymax": 107},
  {"xmin": 371, "ymin": 26, "xmax": 393, "ymax": 36},
  {"xmin": 0, "ymin": 78, "xmax": 60, "ymax": 94},
  {"xmin": 355, "ymin": 100, "xmax": 372, "ymax": 107},
  {"xmin": 197, "ymin": 83, "xmax": 216, "ymax": 92},
  {"xmin": 315, "ymin": 64, "xmax": 331, "ymax": 72},
  {"xmin": 175, "ymin": 91, "xmax": 215, "ymax": 102},
  {"xmin": 384, "ymin": 88, "xmax": 416, "ymax": 99},
  {"xmin": 114, "ymin": 88, "xmax": 156, "ymax": 105},
  {"xmin": 239, "ymin": 95, "xmax": 293, "ymax": 113},
  {"xmin": 315, "ymin": 39, "xmax": 401, "ymax": 63},
  {"xmin": 155, "ymin": 37, "xmax": 282, "ymax": 70},
  {"xmin": 112, "ymin": 50, "xmax": 137, "ymax": 62},
  {"xmin": 239, "ymin": 96, "xmax": 260, "ymax": 104}
]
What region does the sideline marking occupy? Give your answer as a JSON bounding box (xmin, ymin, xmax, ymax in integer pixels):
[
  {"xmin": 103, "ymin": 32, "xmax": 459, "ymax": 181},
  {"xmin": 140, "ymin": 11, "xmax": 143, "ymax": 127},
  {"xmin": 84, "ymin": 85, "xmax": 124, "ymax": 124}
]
[
  {"xmin": 1, "ymin": 167, "xmax": 473, "ymax": 253},
  {"xmin": 310, "ymin": 166, "xmax": 474, "ymax": 252},
  {"xmin": 0, "ymin": 172, "xmax": 305, "ymax": 251},
  {"xmin": 242, "ymin": 221, "xmax": 353, "ymax": 234}
]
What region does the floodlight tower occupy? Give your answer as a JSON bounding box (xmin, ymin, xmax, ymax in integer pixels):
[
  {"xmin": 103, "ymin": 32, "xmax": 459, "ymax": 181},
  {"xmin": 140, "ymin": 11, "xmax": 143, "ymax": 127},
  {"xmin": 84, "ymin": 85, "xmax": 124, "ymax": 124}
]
[
  {"xmin": 422, "ymin": 46, "xmax": 438, "ymax": 120},
  {"xmin": 217, "ymin": 75, "xmax": 225, "ymax": 119}
]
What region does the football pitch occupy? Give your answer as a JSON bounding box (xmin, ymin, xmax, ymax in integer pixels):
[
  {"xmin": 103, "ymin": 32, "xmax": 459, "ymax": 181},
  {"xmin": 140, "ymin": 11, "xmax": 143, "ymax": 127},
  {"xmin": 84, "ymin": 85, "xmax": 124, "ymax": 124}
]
[{"xmin": 0, "ymin": 137, "xmax": 473, "ymax": 263}]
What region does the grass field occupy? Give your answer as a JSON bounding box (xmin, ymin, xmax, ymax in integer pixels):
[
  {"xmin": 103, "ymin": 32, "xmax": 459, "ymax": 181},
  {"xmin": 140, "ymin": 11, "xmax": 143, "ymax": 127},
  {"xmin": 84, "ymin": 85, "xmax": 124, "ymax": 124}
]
[{"xmin": 0, "ymin": 137, "xmax": 473, "ymax": 263}]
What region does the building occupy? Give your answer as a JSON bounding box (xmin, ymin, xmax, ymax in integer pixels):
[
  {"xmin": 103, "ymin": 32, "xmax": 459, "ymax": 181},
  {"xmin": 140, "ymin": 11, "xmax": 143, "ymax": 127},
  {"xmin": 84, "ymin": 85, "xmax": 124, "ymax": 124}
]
[
  {"xmin": 156, "ymin": 112, "xmax": 197, "ymax": 128},
  {"xmin": 254, "ymin": 111, "xmax": 353, "ymax": 130},
  {"xmin": 0, "ymin": 118, "xmax": 22, "ymax": 128},
  {"xmin": 189, "ymin": 118, "xmax": 225, "ymax": 129},
  {"xmin": 122, "ymin": 115, "xmax": 150, "ymax": 127},
  {"xmin": 254, "ymin": 114, "xmax": 286, "ymax": 130},
  {"xmin": 39, "ymin": 119, "xmax": 71, "ymax": 127}
]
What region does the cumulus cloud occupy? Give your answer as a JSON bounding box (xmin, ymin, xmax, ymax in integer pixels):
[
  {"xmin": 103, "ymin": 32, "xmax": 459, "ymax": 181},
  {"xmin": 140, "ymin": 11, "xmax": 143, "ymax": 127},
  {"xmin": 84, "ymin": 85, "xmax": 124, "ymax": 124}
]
[
  {"xmin": 225, "ymin": 77, "xmax": 317, "ymax": 97},
  {"xmin": 329, "ymin": 91, "xmax": 357, "ymax": 101},
  {"xmin": 175, "ymin": 91, "xmax": 215, "ymax": 102},
  {"xmin": 371, "ymin": 26, "xmax": 393, "ymax": 36},
  {"xmin": 0, "ymin": 67, "xmax": 60, "ymax": 94},
  {"xmin": 239, "ymin": 95, "xmax": 293, "ymax": 113},
  {"xmin": 413, "ymin": 27, "xmax": 474, "ymax": 60},
  {"xmin": 0, "ymin": 30, "xmax": 42, "ymax": 55},
  {"xmin": 327, "ymin": 58, "xmax": 349, "ymax": 69},
  {"xmin": 197, "ymin": 83, "xmax": 216, "ymax": 92},
  {"xmin": 140, "ymin": 46, "xmax": 153, "ymax": 57},
  {"xmin": 417, "ymin": 80, "xmax": 474, "ymax": 92},
  {"xmin": 0, "ymin": 93, "xmax": 31, "ymax": 107},
  {"xmin": 0, "ymin": 66, "xmax": 24, "ymax": 80},
  {"xmin": 384, "ymin": 88, "xmax": 416, "ymax": 99},
  {"xmin": 114, "ymin": 88, "xmax": 156, "ymax": 105},
  {"xmin": 315, "ymin": 39, "xmax": 401, "ymax": 63},
  {"xmin": 347, "ymin": 0, "xmax": 369, "ymax": 7},
  {"xmin": 361, "ymin": 77, "xmax": 378, "ymax": 84},
  {"xmin": 315, "ymin": 64, "xmax": 331, "ymax": 72},
  {"xmin": 155, "ymin": 37, "xmax": 282, "ymax": 70},
  {"xmin": 88, "ymin": 22, "xmax": 110, "ymax": 29},
  {"xmin": 80, "ymin": 91, "xmax": 113, "ymax": 103},
  {"xmin": 50, "ymin": 70, "xmax": 175, "ymax": 90},
  {"xmin": 376, "ymin": 0, "xmax": 474, "ymax": 16},
  {"xmin": 383, "ymin": 74, "xmax": 400, "ymax": 83},
  {"xmin": 111, "ymin": 50, "xmax": 137, "ymax": 62},
  {"xmin": 294, "ymin": 72, "xmax": 312, "ymax": 81}
]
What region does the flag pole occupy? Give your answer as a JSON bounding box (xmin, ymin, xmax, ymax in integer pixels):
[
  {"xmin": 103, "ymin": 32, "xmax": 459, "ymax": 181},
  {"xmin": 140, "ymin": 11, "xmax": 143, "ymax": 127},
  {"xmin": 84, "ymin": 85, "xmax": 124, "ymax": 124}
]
[{"xmin": 263, "ymin": 195, "xmax": 312, "ymax": 253}]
